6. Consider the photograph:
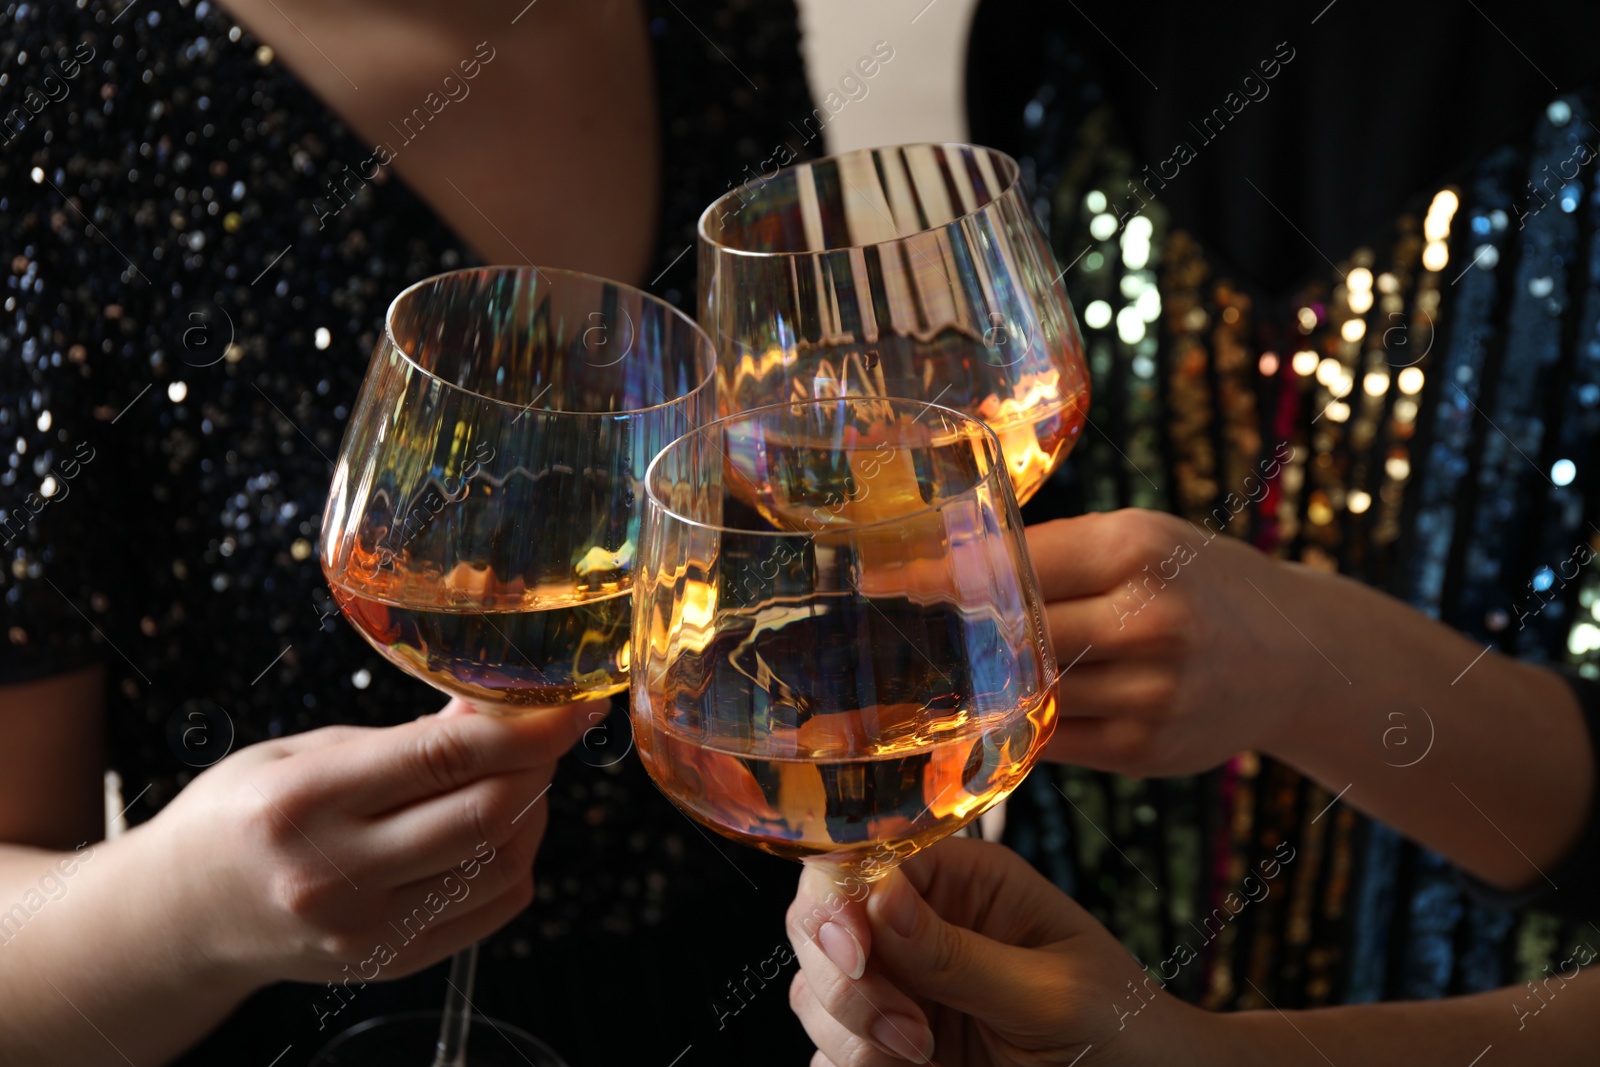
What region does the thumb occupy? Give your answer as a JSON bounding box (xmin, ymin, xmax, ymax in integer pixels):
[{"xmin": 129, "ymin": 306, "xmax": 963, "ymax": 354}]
[
  {"xmin": 434, "ymin": 696, "xmax": 611, "ymax": 770},
  {"xmin": 433, "ymin": 697, "xmax": 477, "ymax": 719},
  {"xmin": 436, "ymin": 695, "xmax": 609, "ymax": 733},
  {"xmin": 865, "ymin": 864, "xmax": 1059, "ymax": 1020}
]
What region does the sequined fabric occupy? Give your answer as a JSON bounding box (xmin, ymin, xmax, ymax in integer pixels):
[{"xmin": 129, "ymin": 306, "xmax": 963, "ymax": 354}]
[
  {"xmin": 989, "ymin": 28, "xmax": 1600, "ymax": 1011},
  {"xmin": 2, "ymin": 0, "xmax": 817, "ymax": 1062}
]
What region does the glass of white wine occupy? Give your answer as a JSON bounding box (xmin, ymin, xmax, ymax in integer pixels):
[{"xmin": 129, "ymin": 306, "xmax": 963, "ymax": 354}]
[
  {"xmin": 316, "ymin": 265, "xmax": 714, "ymax": 1065},
  {"xmin": 630, "ymin": 396, "xmax": 1058, "ymax": 883},
  {"xmin": 699, "ymin": 142, "xmax": 1090, "ymax": 505}
]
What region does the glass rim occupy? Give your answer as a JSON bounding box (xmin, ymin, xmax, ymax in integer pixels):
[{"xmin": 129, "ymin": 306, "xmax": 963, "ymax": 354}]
[
  {"xmin": 696, "ymin": 142, "xmax": 1023, "ymax": 259},
  {"xmin": 642, "ymin": 396, "xmax": 1014, "ymax": 539},
  {"xmin": 382, "ymin": 264, "xmax": 717, "ymax": 417}
]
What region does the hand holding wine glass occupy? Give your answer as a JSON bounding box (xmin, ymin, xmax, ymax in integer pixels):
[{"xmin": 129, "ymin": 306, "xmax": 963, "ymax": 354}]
[
  {"xmin": 144, "ymin": 698, "xmax": 598, "ymax": 988},
  {"xmin": 785, "ymin": 837, "xmax": 1212, "ymax": 1067},
  {"xmin": 316, "ymin": 266, "xmax": 714, "ymax": 1064},
  {"xmin": 1025, "ymin": 508, "xmax": 1314, "ymax": 777},
  {"xmin": 630, "ymin": 397, "xmax": 1057, "ymax": 885}
]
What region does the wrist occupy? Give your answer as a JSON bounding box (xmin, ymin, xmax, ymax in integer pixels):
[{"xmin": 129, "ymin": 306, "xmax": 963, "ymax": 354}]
[
  {"xmin": 1237, "ymin": 554, "xmax": 1335, "ymax": 759},
  {"xmin": 1184, "ymin": 1008, "xmax": 1294, "ymax": 1066},
  {"xmin": 118, "ymin": 817, "xmax": 273, "ymax": 999},
  {"xmin": 1131, "ymin": 996, "xmax": 1250, "ymax": 1067}
]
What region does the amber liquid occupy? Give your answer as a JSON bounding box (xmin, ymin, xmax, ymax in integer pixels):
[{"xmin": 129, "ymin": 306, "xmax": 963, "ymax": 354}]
[
  {"xmin": 634, "ymin": 595, "xmax": 1057, "ymax": 879},
  {"xmin": 327, "ymin": 562, "xmax": 631, "ymax": 712},
  {"xmin": 989, "ymin": 399, "xmax": 1083, "ymax": 505},
  {"xmin": 723, "ymin": 347, "xmax": 1086, "ymax": 507},
  {"xmin": 737, "ymin": 431, "xmax": 951, "ymax": 533},
  {"xmin": 731, "ymin": 399, "xmax": 1080, "ymax": 544}
]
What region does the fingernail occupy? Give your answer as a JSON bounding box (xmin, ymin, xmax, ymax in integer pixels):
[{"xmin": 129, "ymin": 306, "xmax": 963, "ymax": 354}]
[
  {"xmin": 816, "ymin": 921, "xmax": 865, "ymax": 980},
  {"xmin": 871, "ymin": 1013, "xmax": 934, "ymax": 1063},
  {"xmin": 875, "ymin": 875, "xmax": 920, "ymax": 939}
]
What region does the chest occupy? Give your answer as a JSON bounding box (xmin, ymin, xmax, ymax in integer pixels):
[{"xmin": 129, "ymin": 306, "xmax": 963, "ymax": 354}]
[{"xmin": 208, "ymin": 0, "xmax": 660, "ymax": 278}]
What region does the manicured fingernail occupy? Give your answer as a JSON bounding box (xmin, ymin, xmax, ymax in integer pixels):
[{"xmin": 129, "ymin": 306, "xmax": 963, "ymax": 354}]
[
  {"xmin": 876, "ymin": 875, "xmax": 920, "ymax": 939},
  {"xmin": 817, "ymin": 921, "xmax": 865, "ymax": 980},
  {"xmin": 871, "ymin": 1013, "xmax": 934, "ymax": 1063}
]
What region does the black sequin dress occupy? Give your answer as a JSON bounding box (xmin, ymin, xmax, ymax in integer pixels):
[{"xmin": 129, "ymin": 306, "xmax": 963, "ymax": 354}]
[{"xmin": 1, "ymin": 1, "xmax": 821, "ymax": 1063}]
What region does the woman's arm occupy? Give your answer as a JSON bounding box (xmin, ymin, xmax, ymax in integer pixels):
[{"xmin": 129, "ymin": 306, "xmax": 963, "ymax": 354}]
[
  {"xmin": 0, "ymin": 667, "xmax": 254, "ymax": 1065},
  {"xmin": 0, "ymin": 836, "xmax": 261, "ymax": 1065},
  {"xmin": 1030, "ymin": 510, "xmax": 1595, "ymax": 891},
  {"xmin": 0, "ymin": 669, "xmax": 596, "ymax": 1066},
  {"xmin": 1265, "ymin": 561, "xmax": 1593, "ymax": 892},
  {"xmin": 1217, "ymin": 968, "xmax": 1597, "ymax": 1066}
]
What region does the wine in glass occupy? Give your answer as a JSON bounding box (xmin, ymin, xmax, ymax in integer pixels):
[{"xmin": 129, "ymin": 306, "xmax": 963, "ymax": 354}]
[
  {"xmin": 698, "ymin": 142, "xmax": 1090, "ymax": 505},
  {"xmin": 316, "ymin": 266, "xmax": 714, "ymax": 1065},
  {"xmin": 630, "ymin": 397, "xmax": 1058, "ymax": 883}
]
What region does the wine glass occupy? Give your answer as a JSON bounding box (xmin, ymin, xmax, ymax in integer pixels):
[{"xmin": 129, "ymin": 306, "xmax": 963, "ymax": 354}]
[
  {"xmin": 316, "ymin": 266, "xmax": 714, "ymax": 1065},
  {"xmin": 629, "ymin": 397, "xmax": 1058, "ymax": 884},
  {"xmin": 698, "ymin": 142, "xmax": 1090, "ymax": 505}
]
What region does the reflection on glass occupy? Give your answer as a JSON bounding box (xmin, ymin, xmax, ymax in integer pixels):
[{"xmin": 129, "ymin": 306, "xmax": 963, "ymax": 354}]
[
  {"xmin": 320, "ymin": 266, "xmax": 715, "ymax": 711},
  {"xmin": 699, "ymin": 143, "xmax": 1090, "ymax": 504},
  {"xmin": 632, "ymin": 397, "xmax": 1059, "ymax": 882},
  {"xmin": 314, "ymin": 266, "xmax": 713, "ymax": 1067}
]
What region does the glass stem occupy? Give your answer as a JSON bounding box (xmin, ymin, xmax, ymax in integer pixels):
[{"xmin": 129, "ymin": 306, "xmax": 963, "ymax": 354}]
[{"xmin": 431, "ymin": 942, "xmax": 479, "ymax": 1067}]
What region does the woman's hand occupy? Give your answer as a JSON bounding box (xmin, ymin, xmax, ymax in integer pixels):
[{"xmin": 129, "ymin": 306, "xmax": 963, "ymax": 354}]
[
  {"xmin": 138, "ymin": 697, "xmax": 598, "ymax": 988},
  {"xmin": 1027, "ymin": 509, "xmax": 1307, "ymax": 776},
  {"xmin": 1027, "ymin": 508, "xmax": 1596, "ymax": 891},
  {"xmin": 786, "ymin": 838, "xmax": 1600, "ymax": 1067},
  {"xmin": 786, "ymin": 838, "xmax": 1214, "ymax": 1066}
]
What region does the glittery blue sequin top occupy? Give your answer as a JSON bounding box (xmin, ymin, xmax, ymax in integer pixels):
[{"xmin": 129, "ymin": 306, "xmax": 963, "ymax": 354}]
[{"xmin": 973, "ymin": 0, "xmax": 1600, "ymax": 1013}]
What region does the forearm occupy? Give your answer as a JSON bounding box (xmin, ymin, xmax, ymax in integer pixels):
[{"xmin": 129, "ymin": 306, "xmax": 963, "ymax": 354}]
[
  {"xmin": 1205, "ymin": 961, "xmax": 1599, "ymax": 1066},
  {"xmin": 0, "ymin": 834, "xmax": 261, "ymax": 1066},
  {"xmin": 1264, "ymin": 563, "xmax": 1593, "ymax": 890}
]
